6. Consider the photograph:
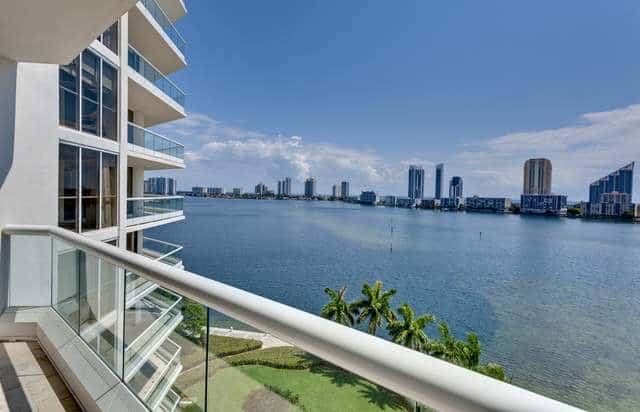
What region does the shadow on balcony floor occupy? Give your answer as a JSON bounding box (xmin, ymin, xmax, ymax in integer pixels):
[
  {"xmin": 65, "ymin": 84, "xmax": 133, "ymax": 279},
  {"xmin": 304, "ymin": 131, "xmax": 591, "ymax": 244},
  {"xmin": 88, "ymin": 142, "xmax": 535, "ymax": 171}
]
[{"xmin": 0, "ymin": 340, "xmax": 80, "ymax": 411}]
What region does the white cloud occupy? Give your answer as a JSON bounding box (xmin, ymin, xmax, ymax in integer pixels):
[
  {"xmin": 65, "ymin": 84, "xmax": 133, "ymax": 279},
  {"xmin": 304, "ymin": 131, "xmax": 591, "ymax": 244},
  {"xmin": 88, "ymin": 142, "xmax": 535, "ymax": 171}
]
[
  {"xmin": 448, "ymin": 104, "xmax": 640, "ymax": 200},
  {"xmin": 154, "ymin": 107, "xmax": 639, "ymax": 200}
]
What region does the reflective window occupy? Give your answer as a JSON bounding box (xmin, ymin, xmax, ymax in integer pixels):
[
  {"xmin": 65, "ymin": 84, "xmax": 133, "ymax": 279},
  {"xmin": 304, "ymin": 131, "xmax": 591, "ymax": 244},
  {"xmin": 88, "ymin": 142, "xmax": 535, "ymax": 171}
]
[
  {"xmin": 59, "ymin": 48, "xmax": 118, "ymax": 140},
  {"xmin": 59, "ymin": 57, "xmax": 79, "ymax": 129},
  {"xmin": 59, "ymin": 144, "xmax": 118, "ymax": 233},
  {"xmin": 102, "ymin": 63, "xmax": 118, "ymax": 141},
  {"xmin": 100, "ymin": 22, "xmax": 119, "ymax": 55}
]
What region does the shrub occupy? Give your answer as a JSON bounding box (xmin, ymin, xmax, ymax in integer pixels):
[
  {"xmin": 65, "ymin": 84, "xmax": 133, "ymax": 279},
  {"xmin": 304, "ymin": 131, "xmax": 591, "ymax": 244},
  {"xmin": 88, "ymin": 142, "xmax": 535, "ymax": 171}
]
[
  {"xmin": 224, "ymin": 346, "xmax": 322, "ymax": 369},
  {"xmin": 209, "ymin": 335, "xmax": 262, "ymax": 357}
]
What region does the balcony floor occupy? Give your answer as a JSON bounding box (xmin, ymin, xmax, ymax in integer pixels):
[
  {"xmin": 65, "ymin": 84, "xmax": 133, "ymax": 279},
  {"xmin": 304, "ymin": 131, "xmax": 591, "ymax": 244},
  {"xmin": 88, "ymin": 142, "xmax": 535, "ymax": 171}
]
[{"xmin": 0, "ymin": 341, "xmax": 80, "ymax": 411}]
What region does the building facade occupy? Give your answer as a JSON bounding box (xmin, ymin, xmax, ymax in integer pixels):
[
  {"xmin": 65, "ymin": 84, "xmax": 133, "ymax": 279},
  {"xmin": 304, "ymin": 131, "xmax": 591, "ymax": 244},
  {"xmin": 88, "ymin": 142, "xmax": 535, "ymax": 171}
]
[
  {"xmin": 435, "ymin": 163, "xmax": 444, "ymax": 199},
  {"xmin": 304, "ymin": 178, "xmax": 317, "ymax": 197},
  {"xmin": 277, "ymin": 177, "xmax": 292, "ymax": 196},
  {"xmin": 523, "ymin": 158, "xmax": 552, "ymax": 195},
  {"xmin": 255, "ymin": 182, "xmax": 268, "ymax": 195},
  {"xmin": 465, "ymin": 196, "xmax": 512, "ymax": 212},
  {"xmin": 449, "ymin": 176, "xmax": 463, "ymax": 198},
  {"xmin": 193, "ymin": 186, "xmax": 208, "ymax": 196},
  {"xmin": 520, "ymin": 194, "xmax": 567, "ymax": 215},
  {"xmin": 440, "ymin": 197, "xmax": 462, "ymax": 210},
  {"xmin": 341, "ymin": 181, "xmax": 350, "ymax": 198},
  {"xmin": 145, "ymin": 176, "xmax": 176, "ymax": 195},
  {"xmin": 587, "ymin": 162, "xmax": 634, "ymax": 217},
  {"xmin": 408, "ymin": 165, "xmax": 425, "ymax": 200},
  {"xmin": 332, "ymin": 184, "xmax": 341, "ymax": 198},
  {"xmin": 359, "ymin": 191, "xmax": 378, "ymax": 205}
]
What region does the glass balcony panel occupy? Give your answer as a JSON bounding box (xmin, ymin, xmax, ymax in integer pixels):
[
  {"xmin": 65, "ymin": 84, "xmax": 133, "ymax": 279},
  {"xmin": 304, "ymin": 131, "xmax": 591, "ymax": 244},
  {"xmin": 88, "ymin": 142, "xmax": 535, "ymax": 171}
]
[
  {"xmin": 128, "ymin": 46, "xmax": 185, "ymax": 106},
  {"xmin": 206, "ymin": 309, "xmax": 416, "ymax": 412},
  {"xmin": 52, "ymin": 238, "xmax": 81, "ymax": 331},
  {"xmin": 126, "ymin": 197, "xmax": 184, "ymax": 220},
  {"xmin": 139, "ymin": 0, "xmax": 186, "ymax": 52},
  {"xmin": 142, "ymin": 237, "xmax": 183, "ymax": 267},
  {"xmin": 124, "ymin": 285, "xmax": 206, "ymax": 411},
  {"xmin": 128, "ymin": 122, "xmax": 184, "ymax": 160}
]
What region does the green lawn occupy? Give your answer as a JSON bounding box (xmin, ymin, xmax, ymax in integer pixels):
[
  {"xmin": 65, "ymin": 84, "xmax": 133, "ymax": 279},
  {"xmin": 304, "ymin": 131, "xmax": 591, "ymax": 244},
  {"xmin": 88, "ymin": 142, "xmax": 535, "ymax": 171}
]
[{"xmin": 176, "ymin": 336, "xmax": 411, "ymax": 412}]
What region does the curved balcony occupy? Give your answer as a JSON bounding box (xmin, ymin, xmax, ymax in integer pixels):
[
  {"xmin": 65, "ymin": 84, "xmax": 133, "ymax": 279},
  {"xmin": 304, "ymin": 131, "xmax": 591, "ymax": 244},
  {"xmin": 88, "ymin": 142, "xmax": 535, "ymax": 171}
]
[
  {"xmin": 126, "ymin": 196, "xmax": 184, "ymax": 229},
  {"xmin": 128, "ymin": 123, "xmax": 185, "ymax": 169}
]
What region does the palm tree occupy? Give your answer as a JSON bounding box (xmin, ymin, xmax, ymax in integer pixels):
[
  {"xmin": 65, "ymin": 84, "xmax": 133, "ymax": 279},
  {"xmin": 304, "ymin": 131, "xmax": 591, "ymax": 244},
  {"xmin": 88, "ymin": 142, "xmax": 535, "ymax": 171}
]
[
  {"xmin": 388, "ymin": 303, "xmax": 434, "ymax": 352},
  {"xmin": 321, "ymin": 286, "xmax": 356, "ymax": 326},
  {"xmin": 353, "ymin": 281, "xmax": 397, "ymax": 335},
  {"xmin": 429, "ymin": 322, "xmax": 481, "ymax": 369}
]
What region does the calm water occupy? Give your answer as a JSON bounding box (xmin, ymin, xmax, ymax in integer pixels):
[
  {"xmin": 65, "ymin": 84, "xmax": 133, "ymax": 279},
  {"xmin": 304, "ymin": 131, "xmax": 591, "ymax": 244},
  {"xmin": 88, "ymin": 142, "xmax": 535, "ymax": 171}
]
[{"xmin": 149, "ymin": 198, "xmax": 640, "ymax": 411}]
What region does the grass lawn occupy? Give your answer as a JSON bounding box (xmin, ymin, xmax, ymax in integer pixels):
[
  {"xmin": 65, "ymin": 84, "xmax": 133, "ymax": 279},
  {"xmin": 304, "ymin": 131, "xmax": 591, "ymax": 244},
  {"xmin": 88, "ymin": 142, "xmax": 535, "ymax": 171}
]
[{"xmin": 175, "ymin": 336, "xmax": 412, "ymax": 412}]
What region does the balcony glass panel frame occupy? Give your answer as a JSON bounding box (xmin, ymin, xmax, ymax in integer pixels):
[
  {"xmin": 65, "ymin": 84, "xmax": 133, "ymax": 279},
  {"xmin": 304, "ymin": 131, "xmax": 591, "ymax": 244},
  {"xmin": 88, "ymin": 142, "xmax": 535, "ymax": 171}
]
[
  {"xmin": 128, "ymin": 122, "xmax": 184, "ymax": 160},
  {"xmin": 128, "ymin": 45, "xmax": 185, "ymax": 107},
  {"xmin": 139, "ymin": 0, "xmax": 186, "ymax": 53}
]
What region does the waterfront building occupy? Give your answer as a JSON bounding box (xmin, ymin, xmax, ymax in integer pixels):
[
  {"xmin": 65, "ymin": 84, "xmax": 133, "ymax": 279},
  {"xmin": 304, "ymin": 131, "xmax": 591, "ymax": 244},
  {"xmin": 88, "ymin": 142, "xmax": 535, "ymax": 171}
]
[
  {"xmin": 441, "ymin": 197, "xmax": 463, "ymax": 210},
  {"xmin": 420, "ymin": 198, "xmax": 440, "ymax": 209},
  {"xmin": 208, "ymin": 187, "xmax": 224, "ymax": 196},
  {"xmin": 304, "ymin": 178, "xmax": 317, "ymax": 197},
  {"xmin": 465, "ymin": 196, "xmax": 512, "ymax": 212},
  {"xmin": 520, "ymin": 194, "xmax": 567, "ymax": 215},
  {"xmin": 146, "ymin": 177, "xmax": 176, "ymax": 195},
  {"xmin": 523, "ymin": 158, "xmax": 552, "ymax": 195},
  {"xmin": 586, "ymin": 162, "xmax": 635, "ymax": 217},
  {"xmin": 635, "ymin": 204, "xmax": 640, "ymax": 222},
  {"xmin": 193, "ymin": 186, "xmax": 208, "ymax": 197},
  {"xmin": 0, "ymin": 0, "xmax": 191, "ymax": 408},
  {"xmin": 255, "ymin": 182, "xmax": 268, "ymax": 196},
  {"xmin": 449, "ymin": 176, "xmax": 463, "ymax": 198},
  {"xmin": 277, "ymin": 177, "xmax": 292, "ymax": 196},
  {"xmin": 380, "ymin": 195, "xmax": 398, "ymax": 207},
  {"xmin": 341, "ymin": 181, "xmax": 350, "ymax": 198},
  {"xmin": 408, "ymin": 165, "xmax": 425, "ymax": 200},
  {"xmin": 359, "ymin": 191, "xmax": 378, "ymax": 205},
  {"xmin": 232, "ymin": 187, "xmax": 244, "ymax": 196},
  {"xmin": 435, "ymin": 163, "xmax": 444, "ymax": 199},
  {"xmin": 397, "ymin": 197, "xmax": 419, "ymax": 208},
  {"xmin": 332, "ymin": 184, "xmax": 341, "ymax": 198}
]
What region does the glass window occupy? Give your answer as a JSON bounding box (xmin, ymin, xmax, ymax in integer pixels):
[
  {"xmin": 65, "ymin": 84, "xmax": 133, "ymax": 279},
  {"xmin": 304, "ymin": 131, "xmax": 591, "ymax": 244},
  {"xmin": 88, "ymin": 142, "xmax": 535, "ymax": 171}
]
[
  {"xmin": 58, "ymin": 145, "xmax": 79, "ymax": 231},
  {"xmin": 102, "ymin": 63, "xmax": 118, "ymax": 141},
  {"xmin": 101, "ymin": 22, "xmax": 119, "ymax": 55},
  {"xmin": 82, "ymin": 50, "xmax": 100, "ymax": 135},
  {"xmin": 101, "ymin": 153, "xmax": 118, "ymax": 228},
  {"xmin": 81, "ymin": 149, "xmax": 99, "ymax": 231},
  {"xmin": 59, "ymin": 57, "xmax": 79, "ymax": 129}
]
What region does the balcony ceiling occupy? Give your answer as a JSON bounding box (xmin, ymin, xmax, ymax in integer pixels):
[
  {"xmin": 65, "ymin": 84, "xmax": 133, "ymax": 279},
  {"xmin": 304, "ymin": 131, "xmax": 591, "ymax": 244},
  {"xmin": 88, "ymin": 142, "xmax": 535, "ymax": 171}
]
[
  {"xmin": 0, "ymin": 0, "xmax": 137, "ymax": 64},
  {"xmin": 128, "ymin": 74, "xmax": 186, "ymax": 127}
]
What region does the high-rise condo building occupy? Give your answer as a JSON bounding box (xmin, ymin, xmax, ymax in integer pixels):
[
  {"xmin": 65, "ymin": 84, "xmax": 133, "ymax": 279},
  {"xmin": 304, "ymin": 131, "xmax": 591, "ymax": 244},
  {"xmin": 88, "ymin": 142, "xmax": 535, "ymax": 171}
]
[
  {"xmin": 435, "ymin": 163, "xmax": 444, "ymax": 199},
  {"xmin": 332, "ymin": 184, "xmax": 341, "ymax": 198},
  {"xmin": 341, "ymin": 181, "xmax": 350, "ymax": 198},
  {"xmin": 523, "ymin": 158, "xmax": 552, "ymax": 195},
  {"xmin": 233, "ymin": 188, "xmax": 244, "ymax": 196},
  {"xmin": 277, "ymin": 177, "xmax": 292, "ymax": 196},
  {"xmin": 0, "ymin": 0, "xmax": 191, "ymax": 409},
  {"xmin": 587, "ymin": 162, "xmax": 634, "ymax": 216},
  {"xmin": 255, "ymin": 182, "xmax": 268, "ymax": 195},
  {"xmin": 304, "ymin": 178, "xmax": 317, "ymax": 197},
  {"xmin": 449, "ymin": 176, "xmax": 463, "ymax": 198},
  {"xmin": 408, "ymin": 165, "xmax": 425, "ymax": 200}
]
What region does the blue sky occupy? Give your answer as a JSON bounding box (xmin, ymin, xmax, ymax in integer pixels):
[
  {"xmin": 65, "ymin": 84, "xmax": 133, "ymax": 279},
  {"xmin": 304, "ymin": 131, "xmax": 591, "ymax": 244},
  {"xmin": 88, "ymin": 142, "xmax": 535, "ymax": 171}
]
[{"xmin": 155, "ymin": 0, "xmax": 640, "ymax": 200}]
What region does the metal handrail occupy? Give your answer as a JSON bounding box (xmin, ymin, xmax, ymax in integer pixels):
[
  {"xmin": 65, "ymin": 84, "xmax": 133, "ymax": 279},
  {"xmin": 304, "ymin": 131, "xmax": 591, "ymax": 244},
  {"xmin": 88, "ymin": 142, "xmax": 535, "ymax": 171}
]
[
  {"xmin": 2, "ymin": 224, "xmax": 583, "ymax": 412},
  {"xmin": 128, "ymin": 123, "xmax": 184, "ymax": 160},
  {"xmin": 127, "ymin": 195, "xmax": 183, "ymax": 201},
  {"xmin": 128, "ymin": 45, "xmax": 185, "ymax": 106}
]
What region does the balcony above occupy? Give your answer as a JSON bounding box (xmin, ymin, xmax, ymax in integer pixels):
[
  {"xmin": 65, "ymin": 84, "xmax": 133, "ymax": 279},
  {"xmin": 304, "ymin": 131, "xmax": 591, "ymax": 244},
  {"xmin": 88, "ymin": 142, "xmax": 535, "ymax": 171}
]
[
  {"xmin": 156, "ymin": 0, "xmax": 187, "ymax": 22},
  {"xmin": 128, "ymin": 0, "xmax": 186, "ymax": 75},
  {"xmin": 127, "ymin": 123, "xmax": 185, "ymax": 170},
  {"xmin": 128, "ymin": 46, "xmax": 186, "ymax": 127},
  {"xmin": 126, "ymin": 196, "xmax": 184, "ymax": 230},
  {"xmin": 0, "ymin": 0, "xmax": 136, "ymax": 63}
]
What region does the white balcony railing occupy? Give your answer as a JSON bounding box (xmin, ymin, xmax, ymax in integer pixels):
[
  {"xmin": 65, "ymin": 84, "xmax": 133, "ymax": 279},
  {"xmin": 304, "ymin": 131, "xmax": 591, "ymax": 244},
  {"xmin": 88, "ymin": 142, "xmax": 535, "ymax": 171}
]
[{"xmin": 2, "ymin": 225, "xmax": 583, "ymax": 412}]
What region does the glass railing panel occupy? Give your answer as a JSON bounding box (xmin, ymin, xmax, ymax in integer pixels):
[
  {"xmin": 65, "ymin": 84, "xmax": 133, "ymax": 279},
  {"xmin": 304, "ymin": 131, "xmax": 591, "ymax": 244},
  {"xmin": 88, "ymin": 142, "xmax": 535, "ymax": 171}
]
[
  {"xmin": 127, "ymin": 123, "xmax": 184, "ymax": 160},
  {"xmin": 139, "ymin": 0, "xmax": 186, "ymax": 52},
  {"xmin": 79, "ymin": 258, "xmax": 123, "ymax": 372},
  {"xmin": 127, "ymin": 197, "xmax": 184, "ymax": 220},
  {"xmin": 128, "ymin": 46, "xmax": 185, "ymax": 106},
  {"xmin": 205, "ymin": 309, "xmax": 416, "ymax": 412},
  {"xmin": 124, "ymin": 285, "xmax": 206, "ymax": 412},
  {"xmin": 52, "ymin": 236, "xmax": 126, "ymax": 378}
]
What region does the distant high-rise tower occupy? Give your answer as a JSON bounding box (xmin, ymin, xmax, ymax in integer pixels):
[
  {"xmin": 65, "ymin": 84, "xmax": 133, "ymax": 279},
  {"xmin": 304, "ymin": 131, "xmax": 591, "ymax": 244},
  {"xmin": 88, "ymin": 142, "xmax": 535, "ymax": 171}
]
[
  {"xmin": 341, "ymin": 181, "xmax": 350, "ymax": 198},
  {"xmin": 523, "ymin": 158, "xmax": 552, "ymax": 195},
  {"xmin": 304, "ymin": 178, "xmax": 317, "ymax": 197},
  {"xmin": 332, "ymin": 184, "xmax": 341, "ymax": 198},
  {"xmin": 408, "ymin": 165, "xmax": 425, "ymax": 200},
  {"xmin": 435, "ymin": 164, "xmax": 444, "ymax": 199},
  {"xmin": 277, "ymin": 177, "xmax": 292, "ymax": 196},
  {"xmin": 449, "ymin": 176, "xmax": 463, "ymax": 198}
]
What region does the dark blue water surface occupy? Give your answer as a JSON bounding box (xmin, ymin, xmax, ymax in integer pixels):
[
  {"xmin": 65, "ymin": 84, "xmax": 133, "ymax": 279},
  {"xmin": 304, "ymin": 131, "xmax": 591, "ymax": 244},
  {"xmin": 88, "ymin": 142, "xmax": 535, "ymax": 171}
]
[{"xmin": 149, "ymin": 198, "xmax": 640, "ymax": 411}]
